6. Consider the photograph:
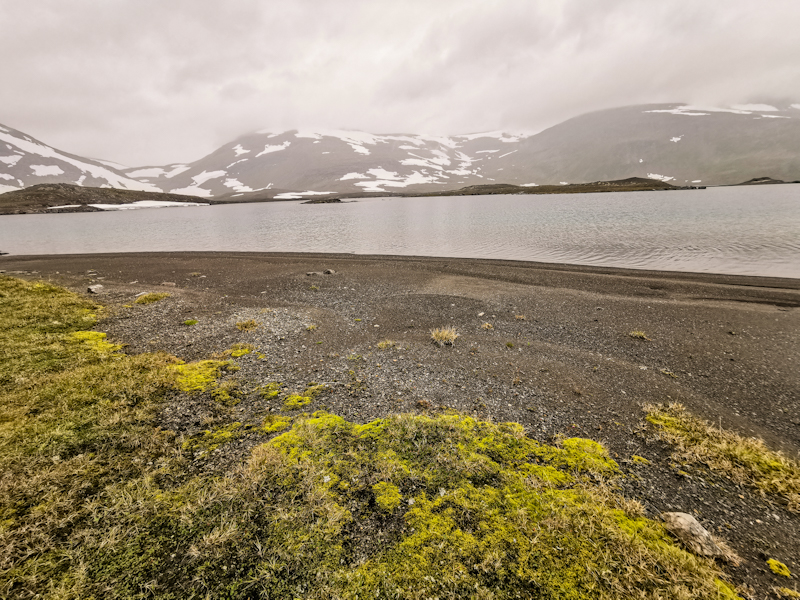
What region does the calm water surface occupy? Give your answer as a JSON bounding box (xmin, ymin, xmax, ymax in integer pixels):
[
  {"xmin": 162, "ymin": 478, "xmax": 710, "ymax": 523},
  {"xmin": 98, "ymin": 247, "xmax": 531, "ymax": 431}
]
[{"xmin": 2, "ymin": 185, "xmax": 799, "ymax": 278}]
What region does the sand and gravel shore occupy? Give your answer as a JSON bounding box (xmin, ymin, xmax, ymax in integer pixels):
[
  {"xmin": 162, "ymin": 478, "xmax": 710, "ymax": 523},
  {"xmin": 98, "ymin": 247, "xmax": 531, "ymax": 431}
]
[{"xmin": 2, "ymin": 251, "xmax": 799, "ymax": 595}]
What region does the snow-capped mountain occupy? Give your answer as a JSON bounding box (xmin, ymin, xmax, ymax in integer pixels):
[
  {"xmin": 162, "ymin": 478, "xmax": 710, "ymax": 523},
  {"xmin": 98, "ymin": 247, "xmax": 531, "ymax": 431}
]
[
  {"xmin": 0, "ymin": 124, "xmax": 160, "ymax": 194},
  {"xmin": 2, "ymin": 102, "xmax": 799, "ymax": 199},
  {"xmin": 121, "ymin": 129, "xmax": 526, "ymax": 199}
]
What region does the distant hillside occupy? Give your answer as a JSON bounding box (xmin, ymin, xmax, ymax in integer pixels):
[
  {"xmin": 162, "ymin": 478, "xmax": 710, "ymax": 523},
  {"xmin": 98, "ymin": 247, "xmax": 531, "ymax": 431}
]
[
  {"xmin": 0, "ymin": 124, "xmax": 158, "ymax": 194},
  {"xmin": 0, "ymin": 183, "xmax": 207, "ymax": 215},
  {"xmin": 1, "ymin": 102, "xmax": 799, "ymax": 198}
]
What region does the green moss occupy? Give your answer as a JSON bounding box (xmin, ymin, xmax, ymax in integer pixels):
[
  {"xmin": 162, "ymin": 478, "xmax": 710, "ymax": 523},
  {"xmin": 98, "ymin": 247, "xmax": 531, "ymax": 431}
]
[
  {"xmin": 258, "ymin": 382, "xmax": 281, "ymax": 398},
  {"xmin": 769, "ymin": 559, "xmax": 792, "ymax": 578},
  {"xmin": 71, "ymin": 330, "xmax": 123, "ymax": 354},
  {"xmin": 282, "ymin": 383, "xmax": 328, "ymax": 410},
  {"xmin": 227, "ymin": 343, "xmax": 254, "ymax": 358},
  {"xmin": 372, "ymin": 481, "xmax": 402, "ymax": 511},
  {"xmin": 183, "ymin": 319, "xmax": 198, "ymax": 326},
  {"xmin": 171, "ymin": 359, "xmax": 232, "ymax": 393},
  {"xmin": 262, "ymin": 414, "xmax": 291, "ymax": 434},
  {"xmin": 182, "ymin": 422, "xmax": 242, "ymax": 453},
  {"xmin": 283, "ymin": 394, "xmax": 311, "ymax": 409},
  {"xmin": 134, "ymin": 292, "xmax": 170, "ymax": 305}
]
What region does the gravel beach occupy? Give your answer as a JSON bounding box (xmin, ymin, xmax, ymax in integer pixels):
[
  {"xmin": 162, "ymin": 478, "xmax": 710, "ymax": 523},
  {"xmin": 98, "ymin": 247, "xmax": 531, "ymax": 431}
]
[{"xmin": 2, "ymin": 251, "xmax": 798, "ymax": 597}]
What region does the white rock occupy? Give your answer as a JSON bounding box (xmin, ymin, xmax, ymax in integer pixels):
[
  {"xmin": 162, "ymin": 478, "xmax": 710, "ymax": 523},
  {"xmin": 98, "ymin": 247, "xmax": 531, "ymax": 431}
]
[{"xmin": 661, "ymin": 512, "xmax": 726, "ymax": 558}]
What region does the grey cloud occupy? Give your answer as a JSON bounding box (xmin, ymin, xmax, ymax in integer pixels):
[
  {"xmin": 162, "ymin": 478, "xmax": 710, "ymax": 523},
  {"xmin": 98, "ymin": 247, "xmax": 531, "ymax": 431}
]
[{"xmin": 1, "ymin": 0, "xmax": 798, "ymax": 166}]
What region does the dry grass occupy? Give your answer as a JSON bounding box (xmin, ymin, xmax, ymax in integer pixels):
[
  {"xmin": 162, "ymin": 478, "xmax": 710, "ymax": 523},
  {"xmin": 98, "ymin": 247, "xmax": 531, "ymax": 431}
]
[
  {"xmin": 430, "ymin": 326, "xmax": 459, "ymax": 346},
  {"xmin": 235, "ymin": 319, "xmax": 259, "ymax": 331},
  {"xmin": 646, "ymin": 403, "xmax": 800, "ymax": 511},
  {"xmin": 134, "ymin": 292, "xmax": 171, "ymax": 305},
  {"xmin": 628, "ymin": 330, "xmax": 651, "ymax": 341},
  {"xmin": 481, "ymin": 322, "xmax": 494, "ymax": 330},
  {"xmin": 377, "ymin": 339, "xmax": 397, "ymax": 350}
]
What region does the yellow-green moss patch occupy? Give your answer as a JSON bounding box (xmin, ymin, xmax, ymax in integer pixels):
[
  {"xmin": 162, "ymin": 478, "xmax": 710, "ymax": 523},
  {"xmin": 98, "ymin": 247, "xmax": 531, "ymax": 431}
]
[
  {"xmin": 647, "ymin": 403, "xmax": 800, "ymax": 511},
  {"xmin": 769, "ymin": 559, "xmax": 792, "ymax": 578},
  {"xmin": 373, "ymin": 481, "xmax": 402, "ymax": 511},
  {"xmin": 262, "ymin": 414, "xmax": 291, "ymax": 434}
]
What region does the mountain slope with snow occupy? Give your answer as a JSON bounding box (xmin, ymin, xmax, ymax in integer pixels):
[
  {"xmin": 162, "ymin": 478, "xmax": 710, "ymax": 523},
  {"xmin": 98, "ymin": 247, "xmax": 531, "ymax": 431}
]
[
  {"xmin": 0, "ymin": 124, "xmax": 159, "ymax": 194},
  {"xmin": 2, "ymin": 102, "xmax": 798, "ymax": 199}
]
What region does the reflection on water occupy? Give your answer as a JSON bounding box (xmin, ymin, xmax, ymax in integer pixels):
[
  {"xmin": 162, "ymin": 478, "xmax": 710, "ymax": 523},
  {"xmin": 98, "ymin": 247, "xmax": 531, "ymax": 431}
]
[{"xmin": 2, "ymin": 184, "xmax": 799, "ymax": 278}]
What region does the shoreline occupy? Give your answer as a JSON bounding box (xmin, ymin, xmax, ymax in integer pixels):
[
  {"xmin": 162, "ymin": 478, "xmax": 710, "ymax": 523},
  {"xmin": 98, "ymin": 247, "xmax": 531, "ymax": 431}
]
[
  {"xmin": 3, "ymin": 250, "xmax": 799, "ymax": 288},
  {"xmin": 2, "ymin": 250, "xmax": 799, "ymax": 595}
]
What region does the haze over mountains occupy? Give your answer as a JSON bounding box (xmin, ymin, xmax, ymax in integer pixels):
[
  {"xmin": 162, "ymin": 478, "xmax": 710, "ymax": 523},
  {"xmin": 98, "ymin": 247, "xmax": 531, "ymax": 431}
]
[{"xmin": 2, "ymin": 103, "xmax": 799, "ymax": 199}]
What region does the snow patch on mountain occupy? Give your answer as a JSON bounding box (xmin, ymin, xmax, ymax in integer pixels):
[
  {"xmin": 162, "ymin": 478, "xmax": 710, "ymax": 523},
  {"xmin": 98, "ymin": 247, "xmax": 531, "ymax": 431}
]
[
  {"xmin": 647, "ymin": 173, "xmax": 675, "ymax": 182},
  {"xmin": 30, "ymin": 165, "xmax": 65, "ymax": 176},
  {"xmin": 223, "ymin": 178, "xmax": 253, "ymax": 193},
  {"xmin": 731, "ymin": 104, "xmax": 778, "ymax": 112},
  {"xmin": 340, "ymin": 172, "xmax": 369, "ymax": 180},
  {"xmin": 127, "ymin": 167, "xmax": 167, "ymax": 178},
  {"xmin": 273, "ymin": 190, "xmax": 334, "ymax": 200},
  {"xmin": 256, "ymin": 141, "xmax": 291, "ymax": 157},
  {"xmin": 670, "ymin": 136, "xmax": 683, "ymax": 143},
  {"xmin": 232, "ymin": 144, "xmax": 250, "ymax": 156},
  {"xmin": 0, "ymin": 155, "xmax": 22, "ymax": 166}
]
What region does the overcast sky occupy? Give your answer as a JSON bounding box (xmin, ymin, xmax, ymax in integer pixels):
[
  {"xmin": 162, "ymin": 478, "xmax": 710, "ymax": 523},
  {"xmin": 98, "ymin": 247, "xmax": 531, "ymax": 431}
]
[{"xmin": 2, "ymin": 0, "xmax": 799, "ymax": 167}]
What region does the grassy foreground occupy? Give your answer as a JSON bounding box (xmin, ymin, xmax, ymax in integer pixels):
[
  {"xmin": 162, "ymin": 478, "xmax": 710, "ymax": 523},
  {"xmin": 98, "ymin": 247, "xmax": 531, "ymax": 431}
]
[{"xmin": 0, "ymin": 276, "xmax": 739, "ymax": 599}]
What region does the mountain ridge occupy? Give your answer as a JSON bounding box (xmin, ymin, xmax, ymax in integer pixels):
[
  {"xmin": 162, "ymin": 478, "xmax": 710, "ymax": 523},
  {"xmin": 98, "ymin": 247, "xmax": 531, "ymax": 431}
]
[{"xmin": 2, "ymin": 102, "xmax": 799, "ymax": 199}]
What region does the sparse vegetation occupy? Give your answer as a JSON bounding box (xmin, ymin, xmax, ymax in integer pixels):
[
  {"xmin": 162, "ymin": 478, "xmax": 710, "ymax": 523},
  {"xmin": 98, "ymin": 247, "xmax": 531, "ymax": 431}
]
[
  {"xmin": 506, "ymin": 341, "xmax": 514, "ymax": 348},
  {"xmin": 183, "ymin": 318, "xmax": 198, "ymax": 326},
  {"xmin": 0, "ymin": 276, "xmax": 744, "ymax": 599},
  {"xmin": 646, "ymin": 403, "xmax": 800, "ymax": 511},
  {"xmin": 134, "ymin": 292, "xmax": 170, "ymax": 305},
  {"xmin": 481, "ymin": 322, "xmax": 493, "ymax": 330},
  {"xmin": 628, "ymin": 330, "xmax": 652, "ymax": 341},
  {"xmin": 377, "ymin": 339, "xmax": 397, "ymax": 350},
  {"xmin": 430, "ymin": 326, "xmax": 459, "ymax": 346},
  {"xmin": 515, "ymin": 314, "xmax": 526, "ymax": 320},
  {"xmin": 235, "ymin": 318, "xmax": 259, "ymax": 331},
  {"xmin": 306, "ymin": 323, "xmax": 318, "ymax": 331},
  {"xmin": 227, "ymin": 342, "xmax": 255, "ymax": 358},
  {"xmin": 768, "ymin": 559, "xmax": 792, "ymax": 578}
]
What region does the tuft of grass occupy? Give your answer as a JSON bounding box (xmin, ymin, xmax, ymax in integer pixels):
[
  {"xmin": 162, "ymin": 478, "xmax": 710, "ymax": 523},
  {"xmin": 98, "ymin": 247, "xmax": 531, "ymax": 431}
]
[
  {"xmin": 182, "ymin": 422, "xmax": 242, "ymax": 453},
  {"xmin": 183, "ymin": 319, "xmax": 199, "ymax": 326},
  {"xmin": 776, "ymin": 587, "xmax": 800, "ymax": 598},
  {"xmin": 235, "ymin": 319, "xmax": 259, "ymax": 331},
  {"xmin": 430, "ymin": 326, "xmax": 458, "ymax": 347},
  {"xmin": 768, "ymin": 559, "xmax": 792, "ymax": 578},
  {"xmin": 632, "ymin": 455, "xmax": 651, "ymax": 465},
  {"xmin": 515, "ymin": 314, "xmax": 526, "ymax": 320},
  {"xmin": 628, "ymin": 330, "xmax": 651, "ymax": 341},
  {"xmin": 646, "ymin": 403, "xmax": 800, "ymax": 511},
  {"xmin": 377, "ymin": 339, "xmax": 397, "ymax": 350},
  {"xmin": 134, "ymin": 292, "xmax": 170, "ymax": 305},
  {"xmin": 306, "ymin": 324, "xmax": 317, "ymax": 331},
  {"xmin": 506, "ymin": 341, "xmax": 514, "ymax": 349},
  {"xmin": 481, "ymin": 322, "xmax": 494, "ymax": 330}
]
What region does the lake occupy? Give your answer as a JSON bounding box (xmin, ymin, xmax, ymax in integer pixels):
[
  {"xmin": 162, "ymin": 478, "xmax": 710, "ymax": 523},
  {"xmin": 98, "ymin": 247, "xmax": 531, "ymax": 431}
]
[{"xmin": 2, "ymin": 185, "xmax": 799, "ymax": 278}]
